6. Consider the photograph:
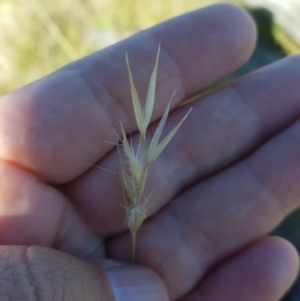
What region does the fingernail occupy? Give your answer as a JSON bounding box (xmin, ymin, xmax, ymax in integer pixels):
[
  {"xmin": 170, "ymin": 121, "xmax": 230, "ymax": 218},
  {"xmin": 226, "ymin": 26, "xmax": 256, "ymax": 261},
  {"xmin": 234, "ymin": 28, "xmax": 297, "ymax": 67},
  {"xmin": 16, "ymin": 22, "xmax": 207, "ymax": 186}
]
[{"xmin": 106, "ymin": 265, "xmax": 168, "ymax": 301}]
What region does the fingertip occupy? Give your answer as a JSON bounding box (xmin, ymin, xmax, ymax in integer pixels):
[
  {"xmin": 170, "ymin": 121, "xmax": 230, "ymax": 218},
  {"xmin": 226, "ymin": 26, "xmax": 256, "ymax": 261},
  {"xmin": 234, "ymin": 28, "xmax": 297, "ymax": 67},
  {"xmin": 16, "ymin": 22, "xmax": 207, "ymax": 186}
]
[
  {"xmin": 209, "ymin": 3, "xmax": 257, "ymax": 66},
  {"xmin": 186, "ymin": 236, "xmax": 299, "ymax": 301},
  {"xmin": 227, "ymin": 236, "xmax": 299, "ymax": 299},
  {"xmin": 150, "ymin": 3, "xmax": 257, "ymax": 94},
  {"xmin": 260, "ymin": 236, "xmax": 299, "ymax": 292}
]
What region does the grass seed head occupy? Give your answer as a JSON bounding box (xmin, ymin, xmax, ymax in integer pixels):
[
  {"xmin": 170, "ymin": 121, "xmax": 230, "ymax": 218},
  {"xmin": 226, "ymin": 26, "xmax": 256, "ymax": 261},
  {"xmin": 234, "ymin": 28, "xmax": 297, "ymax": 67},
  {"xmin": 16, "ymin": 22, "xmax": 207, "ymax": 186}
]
[{"xmin": 119, "ymin": 45, "xmax": 191, "ymax": 261}]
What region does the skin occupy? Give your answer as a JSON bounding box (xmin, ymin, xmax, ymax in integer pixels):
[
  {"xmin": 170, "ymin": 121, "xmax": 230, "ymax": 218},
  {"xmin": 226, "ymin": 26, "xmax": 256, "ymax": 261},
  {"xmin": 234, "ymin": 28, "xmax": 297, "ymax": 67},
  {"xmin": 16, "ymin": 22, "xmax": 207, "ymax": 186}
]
[{"xmin": 0, "ymin": 3, "xmax": 299, "ymax": 300}]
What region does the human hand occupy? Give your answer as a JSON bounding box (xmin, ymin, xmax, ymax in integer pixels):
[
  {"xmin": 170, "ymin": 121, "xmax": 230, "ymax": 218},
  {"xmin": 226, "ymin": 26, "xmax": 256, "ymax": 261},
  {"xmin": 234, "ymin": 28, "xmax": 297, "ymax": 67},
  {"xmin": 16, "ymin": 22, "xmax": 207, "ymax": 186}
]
[{"xmin": 0, "ymin": 3, "xmax": 299, "ymax": 301}]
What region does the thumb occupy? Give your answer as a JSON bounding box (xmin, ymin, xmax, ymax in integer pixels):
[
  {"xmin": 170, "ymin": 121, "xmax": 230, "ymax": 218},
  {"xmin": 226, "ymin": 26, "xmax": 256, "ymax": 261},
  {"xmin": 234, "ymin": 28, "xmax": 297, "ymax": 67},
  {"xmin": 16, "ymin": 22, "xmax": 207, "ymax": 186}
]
[{"xmin": 1, "ymin": 245, "xmax": 168, "ymax": 301}]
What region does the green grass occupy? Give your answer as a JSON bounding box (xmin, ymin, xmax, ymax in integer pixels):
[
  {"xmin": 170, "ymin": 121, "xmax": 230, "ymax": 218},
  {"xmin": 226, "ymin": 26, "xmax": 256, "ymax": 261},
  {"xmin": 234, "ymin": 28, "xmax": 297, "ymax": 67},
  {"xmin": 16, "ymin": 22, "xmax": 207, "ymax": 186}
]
[{"xmin": 3, "ymin": 0, "xmax": 297, "ymax": 96}]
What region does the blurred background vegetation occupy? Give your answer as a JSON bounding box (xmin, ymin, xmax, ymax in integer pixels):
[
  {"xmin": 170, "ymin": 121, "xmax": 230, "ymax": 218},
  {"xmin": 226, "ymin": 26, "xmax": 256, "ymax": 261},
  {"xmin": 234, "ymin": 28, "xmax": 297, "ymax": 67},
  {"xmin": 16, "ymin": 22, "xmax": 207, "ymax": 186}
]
[
  {"xmin": 0, "ymin": 0, "xmax": 300, "ymax": 300},
  {"xmin": 1, "ymin": 0, "xmax": 299, "ymax": 95}
]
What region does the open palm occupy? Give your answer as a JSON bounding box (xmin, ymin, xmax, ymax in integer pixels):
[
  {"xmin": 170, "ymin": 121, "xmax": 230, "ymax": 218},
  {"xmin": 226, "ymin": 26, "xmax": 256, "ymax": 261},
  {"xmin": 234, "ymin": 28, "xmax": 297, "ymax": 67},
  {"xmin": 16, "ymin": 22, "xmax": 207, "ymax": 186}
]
[{"xmin": 0, "ymin": 4, "xmax": 299, "ymax": 301}]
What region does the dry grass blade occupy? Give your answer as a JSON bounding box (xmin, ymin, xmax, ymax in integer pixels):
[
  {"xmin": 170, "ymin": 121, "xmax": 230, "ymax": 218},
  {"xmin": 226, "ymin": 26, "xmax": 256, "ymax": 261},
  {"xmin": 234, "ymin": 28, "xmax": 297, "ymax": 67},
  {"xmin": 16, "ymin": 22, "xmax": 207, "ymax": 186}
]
[
  {"xmin": 148, "ymin": 107, "xmax": 192, "ymax": 163},
  {"xmin": 120, "ymin": 123, "xmax": 140, "ymax": 185},
  {"xmin": 126, "ymin": 53, "xmax": 146, "ymax": 136},
  {"xmin": 118, "ymin": 148, "xmax": 136, "ymax": 207},
  {"xmin": 148, "ymin": 90, "xmax": 176, "ymax": 162},
  {"xmin": 119, "ymin": 46, "xmax": 191, "ymax": 261},
  {"xmin": 144, "ymin": 44, "xmax": 160, "ymax": 128}
]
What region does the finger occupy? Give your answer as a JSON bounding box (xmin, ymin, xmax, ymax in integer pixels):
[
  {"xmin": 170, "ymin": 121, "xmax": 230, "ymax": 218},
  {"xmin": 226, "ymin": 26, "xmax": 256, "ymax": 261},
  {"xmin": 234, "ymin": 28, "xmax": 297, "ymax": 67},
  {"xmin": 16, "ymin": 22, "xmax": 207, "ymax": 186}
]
[
  {"xmin": 108, "ymin": 92, "xmax": 300, "ymax": 299},
  {"xmin": 0, "ymin": 4, "xmax": 255, "ymax": 183},
  {"xmin": 180, "ymin": 237, "xmax": 299, "ymax": 301},
  {"xmin": 0, "ymin": 245, "xmax": 167, "ymax": 301},
  {"xmin": 65, "ymin": 56, "xmax": 300, "ymax": 236},
  {"xmin": 0, "ymin": 158, "xmax": 104, "ymax": 259}
]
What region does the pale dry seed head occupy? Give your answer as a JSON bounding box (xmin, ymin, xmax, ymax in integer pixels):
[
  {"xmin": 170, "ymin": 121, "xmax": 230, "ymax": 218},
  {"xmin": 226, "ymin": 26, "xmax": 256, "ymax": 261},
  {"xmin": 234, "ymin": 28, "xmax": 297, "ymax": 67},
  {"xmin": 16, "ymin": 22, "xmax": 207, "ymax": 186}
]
[{"xmin": 120, "ymin": 46, "xmax": 192, "ymax": 261}]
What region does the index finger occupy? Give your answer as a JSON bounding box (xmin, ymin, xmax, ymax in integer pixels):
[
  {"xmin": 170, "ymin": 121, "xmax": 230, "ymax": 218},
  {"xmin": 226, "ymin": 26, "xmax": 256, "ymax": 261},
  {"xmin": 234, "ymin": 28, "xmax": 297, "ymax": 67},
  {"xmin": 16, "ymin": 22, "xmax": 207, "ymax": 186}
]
[{"xmin": 0, "ymin": 4, "xmax": 256, "ymax": 183}]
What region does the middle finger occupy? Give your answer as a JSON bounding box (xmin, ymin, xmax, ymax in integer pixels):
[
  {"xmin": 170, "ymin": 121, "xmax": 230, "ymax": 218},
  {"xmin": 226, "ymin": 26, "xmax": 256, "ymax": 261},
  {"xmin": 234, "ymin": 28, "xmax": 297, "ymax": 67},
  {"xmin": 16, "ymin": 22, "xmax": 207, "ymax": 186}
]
[{"xmin": 64, "ymin": 56, "xmax": 300, "ymax": 237}]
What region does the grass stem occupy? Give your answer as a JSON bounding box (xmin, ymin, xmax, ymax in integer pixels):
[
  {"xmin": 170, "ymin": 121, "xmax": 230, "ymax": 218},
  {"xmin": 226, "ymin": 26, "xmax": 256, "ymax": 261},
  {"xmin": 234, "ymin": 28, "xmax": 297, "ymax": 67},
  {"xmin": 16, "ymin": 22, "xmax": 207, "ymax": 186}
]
[{"xmin": 131, "ymin": 232, "xmax": 136, "ymax": 262}]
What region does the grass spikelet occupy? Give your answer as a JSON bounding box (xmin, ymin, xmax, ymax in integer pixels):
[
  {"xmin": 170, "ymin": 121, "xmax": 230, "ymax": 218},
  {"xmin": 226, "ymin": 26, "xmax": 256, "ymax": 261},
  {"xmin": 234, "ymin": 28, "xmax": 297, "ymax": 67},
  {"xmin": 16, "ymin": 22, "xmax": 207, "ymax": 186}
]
[{"xmin": 119, "ymin": 45, "xmax": 192, "ymax": 261}]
